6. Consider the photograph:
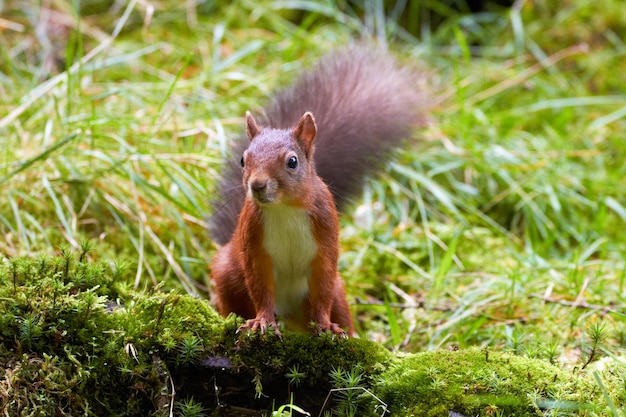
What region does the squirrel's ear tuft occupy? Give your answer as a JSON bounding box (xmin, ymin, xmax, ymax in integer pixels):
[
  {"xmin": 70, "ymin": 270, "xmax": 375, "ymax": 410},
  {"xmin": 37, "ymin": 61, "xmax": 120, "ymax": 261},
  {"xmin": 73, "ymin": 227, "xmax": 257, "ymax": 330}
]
[
  {"xmin": 293, "ymin": 112, "xmax": 317, "ymax": 158},
  {"xmin": 246, "ymin": 111, "xmax": 261, "ymax": 141}
]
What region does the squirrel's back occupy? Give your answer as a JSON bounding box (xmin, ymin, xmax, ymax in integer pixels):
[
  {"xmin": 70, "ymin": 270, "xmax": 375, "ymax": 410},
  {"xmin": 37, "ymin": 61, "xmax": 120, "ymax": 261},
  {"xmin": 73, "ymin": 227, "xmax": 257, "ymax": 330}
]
[{"xmin": 209, "ymin": 46, "xmax": 429, "ymax": 245}]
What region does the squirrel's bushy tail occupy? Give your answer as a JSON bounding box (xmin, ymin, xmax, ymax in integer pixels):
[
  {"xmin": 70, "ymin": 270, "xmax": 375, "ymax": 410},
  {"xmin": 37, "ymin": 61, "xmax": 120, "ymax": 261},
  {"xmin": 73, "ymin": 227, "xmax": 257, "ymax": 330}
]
[{"xmin": 209, "ymin": 46, "xmax": 429, "ymax": 245}]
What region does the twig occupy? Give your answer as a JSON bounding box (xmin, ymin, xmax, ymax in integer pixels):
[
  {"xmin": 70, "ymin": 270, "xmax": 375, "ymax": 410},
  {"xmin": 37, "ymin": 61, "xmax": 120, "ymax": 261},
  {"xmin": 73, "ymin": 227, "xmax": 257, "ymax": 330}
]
[
  {"xmin": 354, "ymin": 297, "xmax": 454, "ymax": 312},
  {"xmin": 529, "ymin": 293, "xmax": 625, "ymax": 315},
  {"xmin": 0, "ymin": 17, "xmax": 25, "ymax": 32},
  {"xmin": 542, "ymin": 281, "xmax": 554, "ymax": 301},
  {"xmin": 319, "ymin": 387, "xmax": 387, "ymax": 417},
  {"xmin": 573, "ymin": 277, "xmax": 590, "ymax": 307}
]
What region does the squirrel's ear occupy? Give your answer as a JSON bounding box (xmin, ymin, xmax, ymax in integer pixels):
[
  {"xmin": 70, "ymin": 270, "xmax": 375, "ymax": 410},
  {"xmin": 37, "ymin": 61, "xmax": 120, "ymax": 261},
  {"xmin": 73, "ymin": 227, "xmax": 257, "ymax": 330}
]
[
  {"xmin": 293, "ymin": 112, "xmax": 317, "ymax": 158},
  {"xmin": 246, "ymin": 111, "xmax": 260, "ymax": 141}
]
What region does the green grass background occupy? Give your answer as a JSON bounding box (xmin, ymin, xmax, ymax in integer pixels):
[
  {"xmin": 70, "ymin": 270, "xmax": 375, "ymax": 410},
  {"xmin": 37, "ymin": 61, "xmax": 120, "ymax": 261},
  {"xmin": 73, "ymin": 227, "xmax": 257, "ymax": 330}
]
[{"xmin": 1, "ymin": 0, "xmax": 625, "ymax": 368}]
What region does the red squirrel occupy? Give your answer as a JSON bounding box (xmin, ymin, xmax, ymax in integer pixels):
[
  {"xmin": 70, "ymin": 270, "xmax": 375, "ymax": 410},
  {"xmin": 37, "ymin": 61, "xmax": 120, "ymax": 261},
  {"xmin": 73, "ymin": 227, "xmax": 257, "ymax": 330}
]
[{"xmin": 209, "ymin": 46, "xmax": 427, "ymax": 337}]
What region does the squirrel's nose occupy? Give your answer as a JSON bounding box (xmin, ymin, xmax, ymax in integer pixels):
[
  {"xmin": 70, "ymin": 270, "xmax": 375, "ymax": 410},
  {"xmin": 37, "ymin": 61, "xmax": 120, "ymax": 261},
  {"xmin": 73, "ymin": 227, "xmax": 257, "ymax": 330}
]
[
  {"xmin": 248, "ymin": 175, "xmax": 275, "ymax": 204},
  {"xmin": 250, "ymin": 178, "xmax": 267, "ymax": 192}
]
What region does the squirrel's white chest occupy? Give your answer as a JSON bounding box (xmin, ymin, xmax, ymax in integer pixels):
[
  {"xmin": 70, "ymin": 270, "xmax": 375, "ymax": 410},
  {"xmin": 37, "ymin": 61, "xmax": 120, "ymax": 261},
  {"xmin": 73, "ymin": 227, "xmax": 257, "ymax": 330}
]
[{"xmin": 261, "ymin": 206, "xmax": 317, "ymax": 318}]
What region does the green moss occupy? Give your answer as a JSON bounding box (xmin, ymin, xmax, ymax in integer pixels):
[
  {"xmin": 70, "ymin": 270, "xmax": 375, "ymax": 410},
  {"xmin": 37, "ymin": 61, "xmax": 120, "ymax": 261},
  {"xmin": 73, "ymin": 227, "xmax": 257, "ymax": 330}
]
[
  {"xmin": 0, "ymin": 254, "xmax": 391, "ymax": 415},
  {"xmin": 1, "ymin": 254, "xmax": 623, "ymax": 416},
  {"xmin": 0, "ymin": 255, "xmax": 155, "ymax": 415},
  {"xmin": 236, "ymin": 331, "xmax": 392, "ymax": 384},
  {"xmin": 376, "ymin": 347, "xmax": 620, "ymax": 416}
]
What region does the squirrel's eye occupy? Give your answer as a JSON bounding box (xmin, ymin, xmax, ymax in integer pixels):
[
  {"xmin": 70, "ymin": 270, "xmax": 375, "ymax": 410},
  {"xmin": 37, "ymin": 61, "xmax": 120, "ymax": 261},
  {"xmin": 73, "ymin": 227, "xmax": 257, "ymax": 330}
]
[
  {"xmin": 240, "ymin": 157, "xmax": 245, "ymax": 167},
  {"xmin": 287, "ymin": 156, "xmax": 298, "ymax": 169}
]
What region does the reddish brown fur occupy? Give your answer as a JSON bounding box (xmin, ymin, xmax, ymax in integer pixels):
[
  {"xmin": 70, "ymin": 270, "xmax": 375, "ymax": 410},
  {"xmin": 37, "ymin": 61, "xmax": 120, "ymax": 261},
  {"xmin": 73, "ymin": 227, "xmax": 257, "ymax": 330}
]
[{"xmin": 211, "ymin": 112, "xmax": 354, "ymax": 336}]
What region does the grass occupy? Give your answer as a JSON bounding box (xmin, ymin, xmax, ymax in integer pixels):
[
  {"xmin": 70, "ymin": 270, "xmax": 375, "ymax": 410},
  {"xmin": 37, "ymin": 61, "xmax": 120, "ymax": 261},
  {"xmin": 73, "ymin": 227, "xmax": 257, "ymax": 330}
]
[{"xmin": 1, "ymin": 0, "xmax": 626, "ymax": 413}]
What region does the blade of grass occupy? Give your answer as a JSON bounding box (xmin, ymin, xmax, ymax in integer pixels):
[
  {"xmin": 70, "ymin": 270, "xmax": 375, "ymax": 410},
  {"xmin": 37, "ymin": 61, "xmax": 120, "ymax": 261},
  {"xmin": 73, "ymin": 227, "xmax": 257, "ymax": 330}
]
[
  {"xmin": 211, "ymin": 40, "xmax": 265, "ymax": 74},
  {"xmin": 151, "ymin": 53, "xmax": 192, "ymax": 129},
  {"xmin": 605, "ymin": 197, "xmax": 626, "ymax": 222},
  {"xmin": 589, "ymin": 104, "xmax": 626, "ymax": 130},
  {"xmin": 101, "ymin": 191, "xmax": 158, "ymax": 287},
  {"xmin": 433, "ymin": 231, "xmax": 463, "ymax": 296},
  {"xmin": 390, "ymin": 162, "xmax": 460, "ymax": 215},
  {"xmin": 143, "ymin": 223, "xmax": 198, "ymax": 296},
  {"xmin": 154, "ymin": 159, "xmax": 204, "ymax": 214},
  {"xmin": 271, "ymin": 1, "xmax": 358, "ymax": 27},
  {"xmin": 0, "ymin": 132, "xmax": 80, "ymax": 186},
  {"xmin": 508, "ymin": 96, "xmax": 626, "ymax": 115},
  {"xmin": 41, "ymin": 175, "xmax": 78, "ymax": 248},
  {"xmin": 384, "ymin": 290, "xmax": 401, "ymax": 347},
  {"xmin": 593, "ymin": 371, "xmax": 622, "ymax": 417},
  {"xmin": 8, "ymin": 192, "xmax": 29, "ymax": 252},
  {"xmin": 371, "ymin": 240, "xmax": 431, "ymax": 280}
]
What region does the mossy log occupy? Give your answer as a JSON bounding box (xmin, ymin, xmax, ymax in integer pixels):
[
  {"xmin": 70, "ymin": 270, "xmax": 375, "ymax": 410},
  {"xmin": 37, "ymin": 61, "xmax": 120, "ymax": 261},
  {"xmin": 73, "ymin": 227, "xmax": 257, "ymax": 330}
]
[{"xmin": 0, "ymin": 254, "xmax": 621, "ymax": 416}]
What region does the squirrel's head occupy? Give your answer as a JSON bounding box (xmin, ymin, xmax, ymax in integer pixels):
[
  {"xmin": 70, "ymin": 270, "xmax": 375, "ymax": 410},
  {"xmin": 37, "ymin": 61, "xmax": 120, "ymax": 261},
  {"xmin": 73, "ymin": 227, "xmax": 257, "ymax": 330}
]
[{"xmin": 241, "ymin": 112, "xmax": 318, "ymax": 206}]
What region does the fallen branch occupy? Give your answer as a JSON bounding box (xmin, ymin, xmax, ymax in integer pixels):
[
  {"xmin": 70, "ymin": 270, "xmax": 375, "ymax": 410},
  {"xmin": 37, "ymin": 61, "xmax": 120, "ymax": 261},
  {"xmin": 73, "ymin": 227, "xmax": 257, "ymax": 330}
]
[
  {"xmin": 353, "ymin": 297, "xmax": 453, "ymax": 312},
  {"xmin": 529, "ymin": 293, "xmax": 626, "ymax": 316}
]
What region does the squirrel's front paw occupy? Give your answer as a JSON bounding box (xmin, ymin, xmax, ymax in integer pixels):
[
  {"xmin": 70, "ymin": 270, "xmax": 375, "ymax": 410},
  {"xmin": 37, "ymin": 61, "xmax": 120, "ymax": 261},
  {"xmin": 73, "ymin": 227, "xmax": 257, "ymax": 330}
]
[{"xmin": 237, "ymin": 317, "xmax": 282, "ymax": 339}]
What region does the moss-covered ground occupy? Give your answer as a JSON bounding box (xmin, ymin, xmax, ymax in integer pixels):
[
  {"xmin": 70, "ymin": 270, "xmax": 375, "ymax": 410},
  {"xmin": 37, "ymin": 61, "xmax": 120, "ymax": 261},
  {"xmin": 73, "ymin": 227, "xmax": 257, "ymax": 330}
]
[{"xmin": 0, "ymin": 253, "xmax": 623, "ymax": 416}]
